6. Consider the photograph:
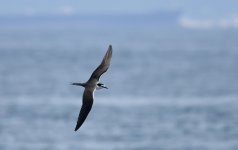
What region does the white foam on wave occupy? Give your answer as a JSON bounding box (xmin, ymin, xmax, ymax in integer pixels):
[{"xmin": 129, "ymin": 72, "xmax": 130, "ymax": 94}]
[
  {"xmin": 2, "ymin": 95, "xmax": 237, "ymax": 108},
  {"xmin": 179, "ymin": 16, "xmax": 238, "ymax": 29}
]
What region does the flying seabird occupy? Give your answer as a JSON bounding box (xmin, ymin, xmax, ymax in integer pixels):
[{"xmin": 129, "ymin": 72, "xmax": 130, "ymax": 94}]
[{"xmin": 72, "ymin": 45, "xmax": 113, "ymax": 131}]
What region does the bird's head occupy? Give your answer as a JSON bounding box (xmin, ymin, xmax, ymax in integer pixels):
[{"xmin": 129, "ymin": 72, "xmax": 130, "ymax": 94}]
[{"xmin": 96, "ymin": 83, "xmax": 108, "ymax": 90}]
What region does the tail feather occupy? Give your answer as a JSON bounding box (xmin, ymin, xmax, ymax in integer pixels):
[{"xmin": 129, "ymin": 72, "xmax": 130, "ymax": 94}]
[{"xmin": 71, "ymin": 82, "xmax": 85, "ymax": 86}]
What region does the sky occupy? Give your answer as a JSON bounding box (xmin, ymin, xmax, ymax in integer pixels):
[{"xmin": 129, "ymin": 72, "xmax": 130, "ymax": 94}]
[{"xmin": 0, "ymin": 0, "xmax": 238, "ymax": 20}]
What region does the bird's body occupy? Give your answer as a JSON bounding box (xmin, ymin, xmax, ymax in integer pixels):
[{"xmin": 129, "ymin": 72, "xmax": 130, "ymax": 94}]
[{"xmin": 72, "ymin": 45, "xmax": 112, "ymax": 131}]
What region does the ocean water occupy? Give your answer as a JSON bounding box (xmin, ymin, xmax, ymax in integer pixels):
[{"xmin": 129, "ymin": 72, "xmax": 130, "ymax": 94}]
[{"xmin": 0, "ymin": 26, "xmax": 238, "ymax": 150}]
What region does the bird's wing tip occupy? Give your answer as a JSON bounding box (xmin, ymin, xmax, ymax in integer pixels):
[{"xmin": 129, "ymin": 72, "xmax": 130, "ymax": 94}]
[{"xmin": 74, "ymin": 127, "xmax": 79, "ymax": 131}]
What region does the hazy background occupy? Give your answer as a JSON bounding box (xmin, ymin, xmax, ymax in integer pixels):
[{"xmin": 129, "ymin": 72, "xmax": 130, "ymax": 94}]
[{"xmin": 0, "ymin": 1, "xmax": 238, "ymax": 150}]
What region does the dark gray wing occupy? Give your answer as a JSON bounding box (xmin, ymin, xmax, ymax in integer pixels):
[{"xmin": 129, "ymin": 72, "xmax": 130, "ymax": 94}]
[
  {"xmin": 89, "ymin": 45, "xmax": 113, "ymax": 81},
  {"xmin": 74, "ymin": 89, "xmax": 93, "ymax": 131}
]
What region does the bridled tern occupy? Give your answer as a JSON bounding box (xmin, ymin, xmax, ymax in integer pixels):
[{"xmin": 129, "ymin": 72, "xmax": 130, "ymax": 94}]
[{"xmin": 72, "ymin": 45, "xmax": 113, "ymax": 131}]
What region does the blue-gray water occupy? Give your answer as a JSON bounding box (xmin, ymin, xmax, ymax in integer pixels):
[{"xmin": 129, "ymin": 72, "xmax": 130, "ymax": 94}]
[{"xmin": 0, "ymin": 26, "xmax": 238, "ymax": 150}]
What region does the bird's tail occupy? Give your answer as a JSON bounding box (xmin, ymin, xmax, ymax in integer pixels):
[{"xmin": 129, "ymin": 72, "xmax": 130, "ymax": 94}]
[{"xmin": 71, "ymin": 82, "xmax": 86, "ymax": 87}]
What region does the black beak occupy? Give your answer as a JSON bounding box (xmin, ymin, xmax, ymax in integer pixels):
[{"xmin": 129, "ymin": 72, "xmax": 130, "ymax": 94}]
[{"xmin": 102, "ymin": 85, "xmax": 108, "ymax": 89}]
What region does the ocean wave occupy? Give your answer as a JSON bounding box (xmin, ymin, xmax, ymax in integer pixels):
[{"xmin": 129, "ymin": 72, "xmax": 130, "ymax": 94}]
[{"xmin": 179, "ymin": 16, "xmax": 238, "ymax": 29}]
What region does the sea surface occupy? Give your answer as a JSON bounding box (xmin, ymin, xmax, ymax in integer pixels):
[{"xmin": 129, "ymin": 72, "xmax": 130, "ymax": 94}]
[{"xmin": 0, "ymin": 26, "xmax": 238, "ymax": 150}]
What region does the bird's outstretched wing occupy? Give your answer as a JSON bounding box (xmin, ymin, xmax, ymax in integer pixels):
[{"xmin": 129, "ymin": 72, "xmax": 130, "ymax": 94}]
[
  {"xmin": 74, "ymin": 90, "xmax": 93, "ymax": 131},
  {"xmin": 89, "ymin": 45, "xmax": 113, "ymax": 81}
]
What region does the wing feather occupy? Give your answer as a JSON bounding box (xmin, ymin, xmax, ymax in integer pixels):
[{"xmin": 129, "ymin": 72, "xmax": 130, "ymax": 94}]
[
  {"xmin": 74, "ymin": 90, "xmax": 93, "ymax": 131},
  {"xmin": 89, "ymin": 45, "xmax": 112, "ymax": 81}
]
